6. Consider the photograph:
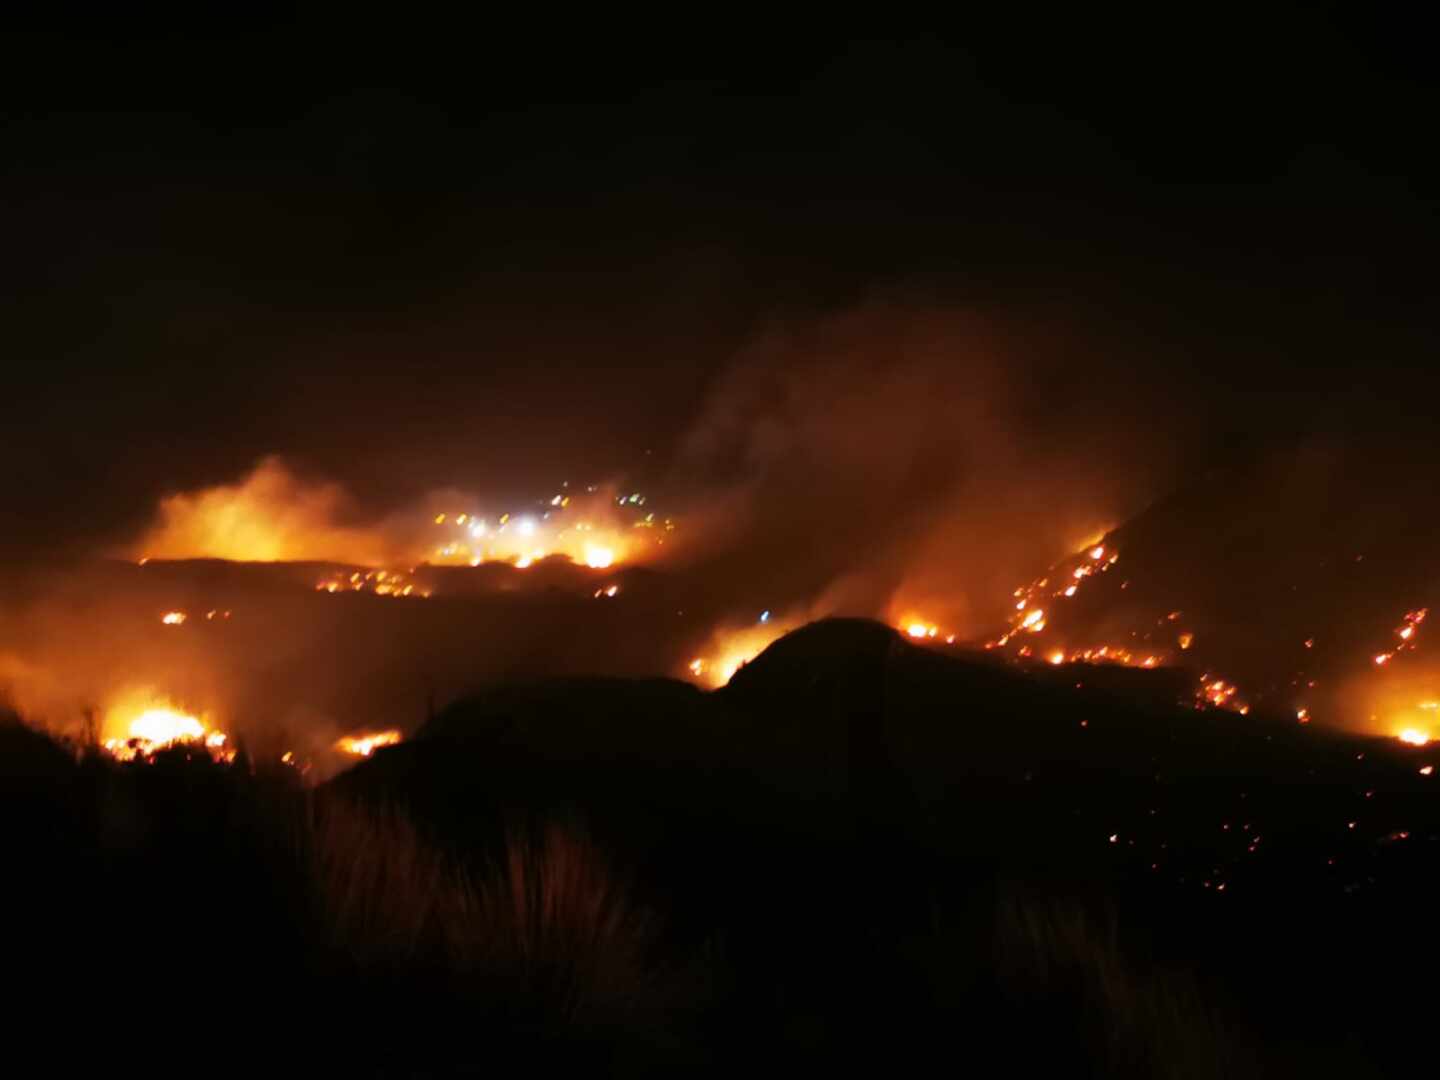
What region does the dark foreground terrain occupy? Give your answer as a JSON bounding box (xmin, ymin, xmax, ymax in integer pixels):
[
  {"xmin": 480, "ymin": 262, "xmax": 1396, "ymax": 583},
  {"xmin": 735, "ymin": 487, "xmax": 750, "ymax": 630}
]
[{"xmin": 5, "ymin": 619, "xmax": 1437, "ymax": 1076}]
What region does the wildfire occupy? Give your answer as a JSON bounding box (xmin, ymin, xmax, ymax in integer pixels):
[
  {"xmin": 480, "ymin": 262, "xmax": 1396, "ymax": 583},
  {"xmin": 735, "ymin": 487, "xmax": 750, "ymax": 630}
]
[
  {"xmin": 1195, "ymin": 676, "xmax": 1248, "ymax": 715},
  {"xmin": 160, "ymin": 611, "xmax": 187, "ymax": 625},
  {"xmin": 994, "ymin": 539, "xmax": 1126, "ymax": 659},
  {"xmin": 423, "ymin": 487, "xmax": 671, "ymax": 571},
  {"xmin": 686, "ymin": 616, "xmax": 793, "ymax": 688},
  {"xmin": 906, "ymin": 622, "xmax": 938, "ymax": 639},
  {"xmin": 132, "ymin": 459, "xmax": 673, "ymax": 578},
  {"xmin": 101, "ymin": 693, "xmax": 232, "ymax": 763},
  {"xmin": 315, "ymin": 567, "xmax": 428, "ymax": 598},
  {"xmin": 335, "ymin": 730, "xmax": 403, "ymax": 757},
  {"xmin": 1397, "ymin": 729, "xmax": 1431, "ymax": 746}
]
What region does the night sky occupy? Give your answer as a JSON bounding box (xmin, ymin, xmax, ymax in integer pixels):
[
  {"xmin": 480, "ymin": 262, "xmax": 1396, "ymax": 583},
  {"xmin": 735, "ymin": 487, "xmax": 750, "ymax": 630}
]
[{"xmin": 6, "ymin": 10, "xmax": 1438, "ymax": 561}]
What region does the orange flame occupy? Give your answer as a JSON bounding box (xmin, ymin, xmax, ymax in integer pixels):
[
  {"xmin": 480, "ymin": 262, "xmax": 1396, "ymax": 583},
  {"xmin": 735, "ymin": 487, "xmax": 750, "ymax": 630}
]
[{"xmin": 335, "ymin": 730, "xmax": 403, "ymax": 757}]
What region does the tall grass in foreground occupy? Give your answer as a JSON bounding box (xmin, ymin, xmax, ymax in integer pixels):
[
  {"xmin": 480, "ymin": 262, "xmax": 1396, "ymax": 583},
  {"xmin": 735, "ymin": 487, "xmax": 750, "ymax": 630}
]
[
  {"xmin": 995, "ymin": 892, "xmax": 1235, "ymax": 1080},
  {"xmin": 304, "ymin": 801, "xmax": 663, "ymax": 1027}
]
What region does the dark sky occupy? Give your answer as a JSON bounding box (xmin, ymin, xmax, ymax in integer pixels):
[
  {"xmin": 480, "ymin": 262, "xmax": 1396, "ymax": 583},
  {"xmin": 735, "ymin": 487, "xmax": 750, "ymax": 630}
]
[{"xmin": 5, "ymin": 9, "xmax": 1438, "ymax": 560}]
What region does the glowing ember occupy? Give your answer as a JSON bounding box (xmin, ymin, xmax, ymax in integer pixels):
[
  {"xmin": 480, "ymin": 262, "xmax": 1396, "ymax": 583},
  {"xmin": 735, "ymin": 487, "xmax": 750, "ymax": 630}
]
[
  {"xmin": 1178, "ymin": 632, "xmax": 1194, "ymax": 650},
  {"xmin": 1048, "ymin": 650, "xmax": 1065, "ymax": 665},
  {"xmin": 316, "ymin": 567, "xmax": 428, "ymax": 598},
  {"xmin": 1194, "ymin": 675, "xmax": 1248, "ymax": 714},
  {"xmin": 1422, "ymin": 766, "xmax": 1435, "ymax": 776},
  {"xmin": 160, "ymin": 611, "xmax": 187, "ymax": 625},
  {"xmin": 335, "ymin": 730, "xmax": 402, "ymax": 757},
  {"xmin": 1375, "ymin": 653, "xmax": 1392, "ymax": 666},
  {"xmin": 1090, "ymin": 546, "xmax": 1105, "ymax": 560}
]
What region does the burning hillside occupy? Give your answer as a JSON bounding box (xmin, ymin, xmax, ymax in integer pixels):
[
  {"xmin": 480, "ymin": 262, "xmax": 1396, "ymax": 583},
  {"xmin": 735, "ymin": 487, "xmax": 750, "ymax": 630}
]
[
  {"xmin": 964, "ymin": 441, "xmax": 1440, "ymax": 742},
  {"xmin": 132, "ymin": 457, "xmax": 674, "ymax": 577}
]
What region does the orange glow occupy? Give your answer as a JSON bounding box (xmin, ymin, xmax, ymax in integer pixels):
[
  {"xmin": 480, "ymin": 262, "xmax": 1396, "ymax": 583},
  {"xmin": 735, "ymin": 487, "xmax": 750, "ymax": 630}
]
[
  {"xmin": 583, "ymin": 544, "xmax": 615, "ymax": 569},
  {"xmin": 1397, "ymin": 729, "xmax": 1431, "ymax": 746},
  {"xmin": 1178, "ymin": 632, "xmax": 1193, "ymax": 650},
  {"xmin": 1376, "ymin": 653, "xmax": 1392, "ymax": 666},
  {"xmin": 160, "ymin": 611, "xmax": 187, "ymax": 625},
  {"xmin": 133, "ymin": 458, "xmax": 665, "ymax": 574},
  {"xmin": 686, "ymin": 618, "xmax": 793, "ymax": 688},
  {"xmin": 335, "ymin": 730, "xmax": 402, "ymax": 757},
  {"xmin": 1048, "ymin": 650, "xmax": 1065, "ymax": 665},
  {"xmin": 129, "ymin": 708, "xmax": 203, "ymax": 744},
  {"xmin": 134, "ymin": 457, "xmax": 388, "ymax": 564},
  {"xmin": 1090, "ymin": 546, "xmax": 1105, "ymax": 560},
  {"xmin": 100, "ymin": 691, "xmax": 231, "ymax": 763}
]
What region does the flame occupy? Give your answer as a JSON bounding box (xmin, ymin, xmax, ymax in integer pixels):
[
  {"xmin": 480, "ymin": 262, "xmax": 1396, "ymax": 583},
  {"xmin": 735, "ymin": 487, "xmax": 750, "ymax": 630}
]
[
  {"xmin": 132, "ymin": 459, "xmax": 671, "ymax": 576},
  {"xmin": 315, "ymin": 567, "xmax": 430, "ymax": 599},
  {"xmin": 160, "ymin": 611, "xmax": 187, "ymax": 625},
  {"xmin": 129, "ymin": 708, "xmax": 203, "ymax": 743},
  {"xmin": 134, "ymin": 457, "xmax": 388, "ymax": 564},
  {"xmin": 1398, "ymin": 729, "xmax": 1431, "ymax": 746},
  {"xmin": 423, "ymin": 488, "xmax": 669, "ymax": 572},
  {"xmin": 335, "ymin": 730, "xmax": 402, "ymax": 757},
  {"xmin": 100, "ymin": 691, "xmax": 231, "ymax": 763},
  {"xmin": 685, "ymin": 617, "xmax": 794, "ymax": 688}
]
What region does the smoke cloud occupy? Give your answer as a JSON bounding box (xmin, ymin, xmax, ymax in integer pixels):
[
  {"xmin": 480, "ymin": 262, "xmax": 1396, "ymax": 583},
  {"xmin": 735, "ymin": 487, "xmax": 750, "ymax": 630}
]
[{"xmin": 667, "ymin": 299, "xmax": 1176, "ymax": 636}]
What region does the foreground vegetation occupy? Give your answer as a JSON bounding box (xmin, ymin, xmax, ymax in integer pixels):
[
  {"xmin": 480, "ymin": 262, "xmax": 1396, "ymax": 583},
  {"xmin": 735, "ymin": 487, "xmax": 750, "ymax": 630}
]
[{"xmin": 6, "ymin": 620, "xmax": 1434, "ymax": 1074}]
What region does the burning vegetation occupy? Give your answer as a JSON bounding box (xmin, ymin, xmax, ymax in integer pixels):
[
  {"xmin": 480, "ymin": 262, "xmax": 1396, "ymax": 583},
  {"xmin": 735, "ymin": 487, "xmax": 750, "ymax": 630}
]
[
  {"xmin": 335, "ymin": 729, "xmax": 403, "ymax": 757},
  {"xmin": 99, "ymin": 691, "xmax": 234, "ymax": 764}
]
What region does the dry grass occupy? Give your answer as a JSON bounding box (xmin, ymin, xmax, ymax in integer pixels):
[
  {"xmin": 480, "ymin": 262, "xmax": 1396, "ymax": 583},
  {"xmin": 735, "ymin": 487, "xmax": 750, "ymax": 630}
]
[
  {"xmin": 305, "ymin": 800, "xmax": 454, "ymax": 970},
  {"xmin": 448, "ymin": 821, "xmax": 659, "ymax": 1024},
  {"xmin": 304, "ymin": 800, "xmax": 660, "ymax": 1026},
  {"xmin": 995, "ymin": 892, "xmax": 1236, "ymax": 1080}
]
